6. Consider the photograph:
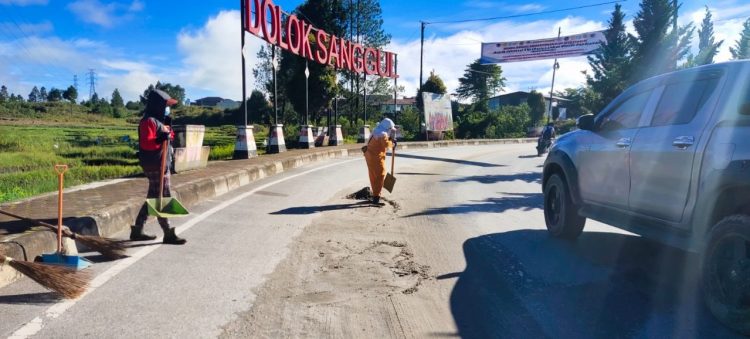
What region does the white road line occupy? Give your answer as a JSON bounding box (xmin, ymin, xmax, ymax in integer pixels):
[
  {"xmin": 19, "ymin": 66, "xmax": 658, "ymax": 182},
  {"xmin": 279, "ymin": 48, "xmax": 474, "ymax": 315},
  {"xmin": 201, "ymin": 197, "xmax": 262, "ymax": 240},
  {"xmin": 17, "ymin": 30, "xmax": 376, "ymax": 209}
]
[{"xmin": 8, "ymin": 158, "xmax": 360, "ymax": 339}]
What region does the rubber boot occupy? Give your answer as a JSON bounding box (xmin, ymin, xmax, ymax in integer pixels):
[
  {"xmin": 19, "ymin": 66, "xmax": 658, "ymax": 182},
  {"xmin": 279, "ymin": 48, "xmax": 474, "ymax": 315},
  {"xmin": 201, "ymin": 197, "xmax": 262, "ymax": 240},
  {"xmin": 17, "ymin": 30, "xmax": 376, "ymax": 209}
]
[
  {"xmin": 162, "ymin": 227, "xmax": 187, "ymax": 245},
  {"xmin": 130, "ymin": 225, "xmax": 157, "ymax": 241}
]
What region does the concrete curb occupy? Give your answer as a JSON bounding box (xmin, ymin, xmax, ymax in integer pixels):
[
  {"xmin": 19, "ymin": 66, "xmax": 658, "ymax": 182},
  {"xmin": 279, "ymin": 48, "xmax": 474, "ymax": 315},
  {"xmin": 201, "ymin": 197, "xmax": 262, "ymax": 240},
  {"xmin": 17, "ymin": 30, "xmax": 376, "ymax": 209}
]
[{"xmin": 0, "ymin": 138, "xmax": 535, "ymax": 288}]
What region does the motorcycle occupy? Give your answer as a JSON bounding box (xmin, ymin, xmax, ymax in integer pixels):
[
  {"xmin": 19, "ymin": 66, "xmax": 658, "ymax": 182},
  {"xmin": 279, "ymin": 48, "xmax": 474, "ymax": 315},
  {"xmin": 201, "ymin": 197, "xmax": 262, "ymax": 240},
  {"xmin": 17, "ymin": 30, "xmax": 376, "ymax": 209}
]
[{"xmin": 536, "ymin": 137, "xmax": 553, "ymax": 156}]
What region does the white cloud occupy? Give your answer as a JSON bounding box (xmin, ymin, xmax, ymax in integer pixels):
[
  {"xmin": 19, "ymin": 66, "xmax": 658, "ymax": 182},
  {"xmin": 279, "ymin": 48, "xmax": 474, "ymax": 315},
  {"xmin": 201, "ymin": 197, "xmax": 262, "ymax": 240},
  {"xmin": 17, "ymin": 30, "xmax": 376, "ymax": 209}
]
[
  {"xmin": 0, "ymin": 21, "xmax": 53, "ymax": 35},
  {"xmin": 0, "ymin": 0, "xmax": 47, "ymax": 5},
  {"xmin": 176, "ymin": 10, "xmax": 264, "ymax": 101},
  {"xmin": 389, "ymin": 16, "xmax": 605, "ymax": 99},
  {"xmin": 67, "ymin": 0, "xmax": 143, "ymax": 28}
]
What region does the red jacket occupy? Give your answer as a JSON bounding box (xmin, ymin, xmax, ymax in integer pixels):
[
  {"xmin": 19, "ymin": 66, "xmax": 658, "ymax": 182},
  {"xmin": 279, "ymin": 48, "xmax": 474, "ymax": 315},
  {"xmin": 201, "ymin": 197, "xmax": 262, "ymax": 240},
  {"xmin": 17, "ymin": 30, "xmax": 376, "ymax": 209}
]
[{"xmin": 138, "ymin": 117, "xmax": 173, "ymax": 172}]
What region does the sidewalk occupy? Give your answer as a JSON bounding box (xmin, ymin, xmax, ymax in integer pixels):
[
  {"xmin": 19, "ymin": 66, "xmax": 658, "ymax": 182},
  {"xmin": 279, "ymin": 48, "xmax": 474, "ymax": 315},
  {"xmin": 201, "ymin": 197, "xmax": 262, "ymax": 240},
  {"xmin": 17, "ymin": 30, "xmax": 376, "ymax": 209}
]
[{"xmin": 0, "ymin": 138, "xmax": 534, "ymax": 288}]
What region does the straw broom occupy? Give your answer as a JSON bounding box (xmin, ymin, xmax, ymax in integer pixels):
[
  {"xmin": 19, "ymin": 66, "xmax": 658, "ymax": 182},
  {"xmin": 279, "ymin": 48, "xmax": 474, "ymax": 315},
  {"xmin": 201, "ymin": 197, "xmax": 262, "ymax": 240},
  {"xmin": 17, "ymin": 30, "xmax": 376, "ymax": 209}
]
[
  {"xmin": 0, "ymin": 209, "xmax": 127, "ymax": 259},
  {"xmin": 0, "ymin": 253, "xmax": 90, "ymax": 299}
]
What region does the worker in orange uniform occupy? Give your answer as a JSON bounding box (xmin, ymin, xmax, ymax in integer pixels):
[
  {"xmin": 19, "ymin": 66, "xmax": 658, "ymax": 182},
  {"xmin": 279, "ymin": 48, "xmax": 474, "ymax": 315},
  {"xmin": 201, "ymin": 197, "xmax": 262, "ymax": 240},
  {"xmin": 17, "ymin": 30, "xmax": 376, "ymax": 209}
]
[{"xmin": 364, "ymin": 114, "xmax": 397, "ymax": 205}]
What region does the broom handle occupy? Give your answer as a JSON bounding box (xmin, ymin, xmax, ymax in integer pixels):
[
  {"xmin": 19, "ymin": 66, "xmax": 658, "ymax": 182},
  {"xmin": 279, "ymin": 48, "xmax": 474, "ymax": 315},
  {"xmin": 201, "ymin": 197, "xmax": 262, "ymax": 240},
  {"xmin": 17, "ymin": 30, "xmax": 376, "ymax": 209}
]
[
  {"xmin": 0, "ymin": 209, "xmax": 72, "ymax": 236},
  {"xmin": 159, "ymin": 139, "xmax": 168, "ymax": 212},
  {"xmin": 54, "ymin": 165, "xmax": 68, "ymax": 253}
]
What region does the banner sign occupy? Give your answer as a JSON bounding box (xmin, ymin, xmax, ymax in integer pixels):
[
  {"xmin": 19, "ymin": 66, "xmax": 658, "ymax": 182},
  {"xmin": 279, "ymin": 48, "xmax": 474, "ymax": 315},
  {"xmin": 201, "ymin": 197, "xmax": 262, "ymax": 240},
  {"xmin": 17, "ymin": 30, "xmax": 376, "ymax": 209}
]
[
  {"xmin": 243, "ymin": 0, "xmax": 398, "ymax": 79},
  {"xmin": 480, "ymin": 31, "xmax": 606, "ymax": 64},
  {"xmin": 422, "ymin": 92, "xmax": 453, "ymax": 132}
]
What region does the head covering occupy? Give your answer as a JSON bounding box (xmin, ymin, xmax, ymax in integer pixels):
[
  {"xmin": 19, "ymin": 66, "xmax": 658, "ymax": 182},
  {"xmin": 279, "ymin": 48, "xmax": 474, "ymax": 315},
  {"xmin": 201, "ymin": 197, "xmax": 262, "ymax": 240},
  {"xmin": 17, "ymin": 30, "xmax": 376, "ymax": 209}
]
[
  {"xmin": 144, "ymin": 89, "xmax": 177, "ymax": 121},
  {"xmin": 372, "ymin": 117, "xmax": 396, "ymax": 138}
]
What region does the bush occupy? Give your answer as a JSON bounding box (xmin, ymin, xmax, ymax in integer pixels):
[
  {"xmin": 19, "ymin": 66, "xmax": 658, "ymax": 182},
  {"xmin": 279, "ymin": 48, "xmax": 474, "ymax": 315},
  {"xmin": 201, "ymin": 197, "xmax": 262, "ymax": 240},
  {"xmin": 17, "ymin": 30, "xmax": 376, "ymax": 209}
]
[{"xmin": 456, "ymin": 104, "xmax": 531, "ymax": 139}]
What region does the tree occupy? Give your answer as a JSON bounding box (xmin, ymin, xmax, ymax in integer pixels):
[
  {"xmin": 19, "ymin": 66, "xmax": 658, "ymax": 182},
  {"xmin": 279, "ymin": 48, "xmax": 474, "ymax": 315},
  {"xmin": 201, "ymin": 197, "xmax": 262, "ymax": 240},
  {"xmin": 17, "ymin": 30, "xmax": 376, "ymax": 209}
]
[
  {"xmin": 281, "ymin": 0, "xmax": 349, "ymax": 125},
  {"xmin": 685, "ymin": 6, "xmax": 723, "ymax": 67},
  {"xmin": 0, "ymin": 85, "xmax": 8, "ymax": 103},
  {"xmin": 630, "ymin": 0, "xmax": 694, "ymax": 82},
  {"xmin": 63, "ymin": 86, "xmax": 78, "ymax": 103},
  {"xmin": 416, "ymin": 70, "xmax": 448, "ymax": 111},
  {"xmin": 140, "ymin": 82, "xmax": 185, "ymax": 106},
  {"xmin": 587, "ymin": 4, "xmax": 631, "ymax": 113},
  {"xmin": 245, "ymin": 90, "xmax": 272, "ymax": 124},
  {"xmin": 47, "ymin": 88, "xmax": 63, "ymax": 102},
  {"xmin": 556, "ymin": 87, "xmax": 600, "ymax": 118},
  {"xmin": 90, "ymin": 93, "xmax": 100, "ymax": 106},
  {"xmin": 527, "ymin": 90, "xmax": 546, "ymax": 126},
  {"xmin": 730, "ymin": 18, "xmax": 750, "ymax": 60},
  {"xmin": 39, "ymin": 87, "xmax": 48, "ymax": 102},
  {"xmin": 28, "ymin": 86, "xmax": 40, "ymax": 103},
  {"xmin": 345, "ymin": 0, "xmax": 391, "ymax": 122},
  {"xmin": 456, "ymin": 59, "xmax": 506, "ymax": 112},
  {"xmin": 111, "ymin": 88, "xmax": 124, "ymax": 107}
]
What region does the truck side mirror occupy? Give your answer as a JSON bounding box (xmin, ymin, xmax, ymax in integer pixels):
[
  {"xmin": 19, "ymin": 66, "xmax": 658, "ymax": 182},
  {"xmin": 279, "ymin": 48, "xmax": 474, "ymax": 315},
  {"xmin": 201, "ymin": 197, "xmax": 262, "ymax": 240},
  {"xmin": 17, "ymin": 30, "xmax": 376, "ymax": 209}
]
[{"xmin": 576, "ymin": 114, "xmax": 595, "ymax": 131}]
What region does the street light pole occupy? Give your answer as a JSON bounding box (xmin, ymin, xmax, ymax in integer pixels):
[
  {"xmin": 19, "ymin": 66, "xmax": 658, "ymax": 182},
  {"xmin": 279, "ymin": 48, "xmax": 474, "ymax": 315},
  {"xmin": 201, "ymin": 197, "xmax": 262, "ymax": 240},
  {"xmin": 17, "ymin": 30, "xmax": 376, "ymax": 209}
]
[
  {"xmin": 305, "ymin": 60, "xmax": 309, "ymax": 125},
  {"xmin": 272, "ymin": 46, "xmax": 278, "ymax": 125},
  {"xmin": 240, "ymin": 0, "xmax": 247, "ymax": 126}
]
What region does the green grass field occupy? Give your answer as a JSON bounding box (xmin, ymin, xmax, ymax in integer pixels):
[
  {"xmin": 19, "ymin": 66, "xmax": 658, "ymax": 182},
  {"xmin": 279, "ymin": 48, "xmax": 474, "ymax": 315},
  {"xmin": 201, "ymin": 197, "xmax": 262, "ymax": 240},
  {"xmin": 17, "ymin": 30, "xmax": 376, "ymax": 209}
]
[{"xmin": 0, "ymin": 123, "xmax": 251, "ymax": 203}]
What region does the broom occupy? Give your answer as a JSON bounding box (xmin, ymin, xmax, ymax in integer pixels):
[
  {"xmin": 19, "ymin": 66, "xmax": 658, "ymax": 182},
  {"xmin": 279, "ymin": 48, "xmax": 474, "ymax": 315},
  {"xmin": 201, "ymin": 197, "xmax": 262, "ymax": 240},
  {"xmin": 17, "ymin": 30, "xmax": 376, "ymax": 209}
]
[
  {"xmin": 0, "ymin": 209, "xmax": 127, "ymax": 259},
  {"xmin": 0, "ymin": 253, "xmax": 90, "ymax": 299}
]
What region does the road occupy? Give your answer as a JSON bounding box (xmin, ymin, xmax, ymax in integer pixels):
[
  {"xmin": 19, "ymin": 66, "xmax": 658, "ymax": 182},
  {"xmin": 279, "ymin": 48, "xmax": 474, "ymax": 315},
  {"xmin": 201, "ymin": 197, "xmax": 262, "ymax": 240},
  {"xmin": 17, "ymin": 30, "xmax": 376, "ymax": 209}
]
[{"xmin": 0, "ymin": 144, "xmax": 741, "ymax": 338}]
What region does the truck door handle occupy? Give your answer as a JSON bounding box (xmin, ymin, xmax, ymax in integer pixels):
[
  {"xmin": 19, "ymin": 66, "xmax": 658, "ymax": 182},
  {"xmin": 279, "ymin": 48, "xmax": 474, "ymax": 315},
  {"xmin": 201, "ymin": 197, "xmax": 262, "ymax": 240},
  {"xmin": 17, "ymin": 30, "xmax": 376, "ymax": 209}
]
[
  {"xmin": 673, "ymin": 136, "xmax": 695, "ymax": 149},
  {"xmin": 615, "ymin": 138, "xmax": 631, "ymax": 148}
]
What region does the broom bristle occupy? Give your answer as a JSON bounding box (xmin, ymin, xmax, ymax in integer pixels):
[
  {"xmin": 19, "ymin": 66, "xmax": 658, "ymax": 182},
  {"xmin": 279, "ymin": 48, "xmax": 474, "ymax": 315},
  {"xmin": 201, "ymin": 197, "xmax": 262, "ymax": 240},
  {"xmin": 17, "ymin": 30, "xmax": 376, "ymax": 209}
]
[
  {"xmin": 9, "ymin": 260, "xmax": 91, "ymax": 299},
  {"xmin": 73, "ymin": 234, "xmax": 128, "ymax": 259}
]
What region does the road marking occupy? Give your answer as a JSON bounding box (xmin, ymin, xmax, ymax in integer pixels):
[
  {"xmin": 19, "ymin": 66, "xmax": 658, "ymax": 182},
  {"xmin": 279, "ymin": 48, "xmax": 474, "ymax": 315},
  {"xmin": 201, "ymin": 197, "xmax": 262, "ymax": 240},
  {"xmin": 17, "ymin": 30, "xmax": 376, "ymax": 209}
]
[{"xmin": 8, "ymin": 158, "xmax": 360, "ymax": 339}]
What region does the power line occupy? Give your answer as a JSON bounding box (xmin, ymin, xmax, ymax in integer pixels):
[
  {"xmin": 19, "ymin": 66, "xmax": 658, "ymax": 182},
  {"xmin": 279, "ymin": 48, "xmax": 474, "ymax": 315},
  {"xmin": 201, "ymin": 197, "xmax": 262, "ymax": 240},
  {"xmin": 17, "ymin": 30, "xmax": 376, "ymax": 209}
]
[{"xmin": 424, "ymin": 0, "xmax": 627, "ymax": 25}]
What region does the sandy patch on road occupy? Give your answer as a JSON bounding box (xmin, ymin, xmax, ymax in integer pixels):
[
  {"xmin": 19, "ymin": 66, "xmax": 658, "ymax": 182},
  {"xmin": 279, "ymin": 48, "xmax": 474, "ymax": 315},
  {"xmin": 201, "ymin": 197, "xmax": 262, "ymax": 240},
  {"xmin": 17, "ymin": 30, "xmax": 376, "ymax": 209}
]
[{"xmin": 220, "ymin": 189, "xmax": 445, "ymax": 338}]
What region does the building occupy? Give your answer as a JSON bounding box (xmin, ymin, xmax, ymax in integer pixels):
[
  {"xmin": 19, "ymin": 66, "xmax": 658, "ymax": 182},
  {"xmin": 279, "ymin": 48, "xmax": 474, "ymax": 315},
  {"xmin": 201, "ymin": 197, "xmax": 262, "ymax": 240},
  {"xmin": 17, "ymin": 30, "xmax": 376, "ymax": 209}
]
[
  {"xmin": 488, "ymin": 91, "xmax": 569, "ymax": 111},
  {"xmin": 374, "ymin": 97, "xmax": 416, "ymax": 113},
  {"xmin": 193, "ymin": 97, "xmax": 240, "ymax": 110}
]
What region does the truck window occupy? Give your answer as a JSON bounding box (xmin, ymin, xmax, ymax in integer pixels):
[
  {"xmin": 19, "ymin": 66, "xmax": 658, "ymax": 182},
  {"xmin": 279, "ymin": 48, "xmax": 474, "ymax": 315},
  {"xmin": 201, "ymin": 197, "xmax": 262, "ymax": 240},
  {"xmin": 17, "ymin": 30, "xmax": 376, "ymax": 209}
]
[
  {"xmin": 651, "ymin": 78, "xmax": 719, "ymax": 126},
  {"xmin": 598, "ymin": 91, "xmax": 651, "ymax": 131}
]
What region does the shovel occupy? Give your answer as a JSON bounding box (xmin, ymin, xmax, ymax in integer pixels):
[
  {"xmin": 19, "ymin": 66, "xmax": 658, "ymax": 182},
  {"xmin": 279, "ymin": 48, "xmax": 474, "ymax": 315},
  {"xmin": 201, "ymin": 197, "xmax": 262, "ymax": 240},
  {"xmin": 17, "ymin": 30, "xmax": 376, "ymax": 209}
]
[
  {"xmin": 383, "ymin": 144, "xmax": 397, "ymax": 193},
  {"xmin": 146, "ymin": 140, "xmax": 189, "ymax": 218}
]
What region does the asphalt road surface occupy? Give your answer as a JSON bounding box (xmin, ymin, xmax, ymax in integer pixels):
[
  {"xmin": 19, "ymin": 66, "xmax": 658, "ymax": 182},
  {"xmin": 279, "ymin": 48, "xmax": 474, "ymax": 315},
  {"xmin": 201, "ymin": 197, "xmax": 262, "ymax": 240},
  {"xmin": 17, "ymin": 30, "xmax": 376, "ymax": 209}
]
[{"xmin": 0, "ymin": 144, "xmax": 741, "ymax": 338}]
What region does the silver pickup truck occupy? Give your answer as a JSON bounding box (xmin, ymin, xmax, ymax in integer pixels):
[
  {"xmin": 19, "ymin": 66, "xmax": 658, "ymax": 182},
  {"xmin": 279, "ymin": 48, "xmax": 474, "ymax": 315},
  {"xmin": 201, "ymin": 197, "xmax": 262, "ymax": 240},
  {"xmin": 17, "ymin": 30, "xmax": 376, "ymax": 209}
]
[{"xmin": 542, "ymin": 60, "xmax": 750, "ymax": 334}]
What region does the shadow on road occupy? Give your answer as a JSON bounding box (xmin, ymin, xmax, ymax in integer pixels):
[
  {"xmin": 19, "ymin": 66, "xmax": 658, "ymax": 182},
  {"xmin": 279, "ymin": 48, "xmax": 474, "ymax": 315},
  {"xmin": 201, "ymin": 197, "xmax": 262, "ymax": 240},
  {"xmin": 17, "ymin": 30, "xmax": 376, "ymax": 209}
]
[
  {"xmin": 270, "ymin": 201, "xmax": 373, "ymax": 215},
  {"xmin": 443, "ymin": 172, "xmax": 542, "ymax": 185},
  {"xmin": 450, "ymin": 230, "xmax": 738, "ymax": 338},
  {"xmin": 393, "ymin": 153, "xmax": 505, "ymax": 168},
  {"xmin": 518, "ymin": 155, "xmax": 542, "ymax": 159},
  {"xmin": 0, "ymin": 292, "xmax": 61, "ymax": 305},
  {"xmin": 404, "ymin": 193, "xmax": 542, "ymax": 218}
]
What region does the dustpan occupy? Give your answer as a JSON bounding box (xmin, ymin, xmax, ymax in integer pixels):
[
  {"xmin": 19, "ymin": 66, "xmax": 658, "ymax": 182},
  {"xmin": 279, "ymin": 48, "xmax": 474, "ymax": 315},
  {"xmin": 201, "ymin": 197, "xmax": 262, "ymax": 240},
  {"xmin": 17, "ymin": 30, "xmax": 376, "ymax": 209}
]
[
  {"xmin": 41, "ymin": 165, "xmax": 92, "ymax": 270},
  {"xmin": 146, "ymin": 140, "xmax": 189, "ymax": 218},
  {"xmin": 146, "ymin": 197, "xmax": 189, "ymax": 218},
  {"xmin": 383, "ymin": 146, "xmax": 397, "ymax": 193}
]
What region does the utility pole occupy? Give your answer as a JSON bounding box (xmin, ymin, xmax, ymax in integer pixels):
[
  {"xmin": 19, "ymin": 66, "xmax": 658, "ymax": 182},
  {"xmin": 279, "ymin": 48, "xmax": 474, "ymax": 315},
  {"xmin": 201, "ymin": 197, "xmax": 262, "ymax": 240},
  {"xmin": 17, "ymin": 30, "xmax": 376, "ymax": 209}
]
[
  {"xmin": 73, "ymin": 75, "xmax": 78, "ymax": 92},
  {"xmin": 393, "ymin": 54, "xmax": 398, "ymax": 124},
  {"xmin": 546, "ymin": 27, "xmax": 561, "ymax": 124},
  {"xmin": 419, "ymin": 21, "xmax": 425, "ymax": 140}
]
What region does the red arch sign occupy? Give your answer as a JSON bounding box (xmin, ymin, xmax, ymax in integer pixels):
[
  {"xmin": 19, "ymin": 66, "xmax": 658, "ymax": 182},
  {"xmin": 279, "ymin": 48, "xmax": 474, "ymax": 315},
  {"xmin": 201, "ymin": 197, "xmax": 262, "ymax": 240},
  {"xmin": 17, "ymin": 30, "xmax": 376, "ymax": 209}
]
[{"xmin": 243, "ymin": 0, "xmax": 398, "ymax": 79}]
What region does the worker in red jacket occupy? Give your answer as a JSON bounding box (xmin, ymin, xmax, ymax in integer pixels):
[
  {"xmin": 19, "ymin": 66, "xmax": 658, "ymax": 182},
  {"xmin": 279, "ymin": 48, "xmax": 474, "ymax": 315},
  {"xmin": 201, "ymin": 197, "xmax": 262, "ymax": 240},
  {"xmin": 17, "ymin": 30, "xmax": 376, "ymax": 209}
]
[{"xmin": 131, "ymin": 89, "xmax": 186, "ymax": 245}]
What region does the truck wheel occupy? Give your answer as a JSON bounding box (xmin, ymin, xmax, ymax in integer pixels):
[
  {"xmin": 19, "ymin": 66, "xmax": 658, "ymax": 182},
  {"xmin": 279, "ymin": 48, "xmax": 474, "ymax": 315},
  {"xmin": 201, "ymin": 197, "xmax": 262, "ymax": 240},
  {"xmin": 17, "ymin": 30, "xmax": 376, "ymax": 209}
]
[
  {"xmin": 543, "ymin": 173, "xmax": 585, "ymax": 239},
  {"xmin": 703, "ymin": 215, "xmax": 750, "ymax": 335}
]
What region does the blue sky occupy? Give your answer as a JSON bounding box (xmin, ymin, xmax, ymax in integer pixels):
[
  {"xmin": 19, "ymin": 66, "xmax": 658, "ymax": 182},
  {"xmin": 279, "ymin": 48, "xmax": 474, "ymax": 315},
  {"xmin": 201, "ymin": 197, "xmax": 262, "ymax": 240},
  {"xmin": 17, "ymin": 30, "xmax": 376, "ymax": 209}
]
[{"xmin": 0, "ymin": 0, "xmax": 747, "ymax": 103}]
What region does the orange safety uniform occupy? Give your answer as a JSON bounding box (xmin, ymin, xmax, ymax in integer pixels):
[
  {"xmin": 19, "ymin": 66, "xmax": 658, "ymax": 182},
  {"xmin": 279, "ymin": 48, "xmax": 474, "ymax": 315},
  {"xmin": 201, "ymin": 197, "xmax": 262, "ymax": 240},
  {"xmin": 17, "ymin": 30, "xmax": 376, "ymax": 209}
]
[{"xmin": 364, "ymin": 135, "xmax": 393, "ymax": 198}]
